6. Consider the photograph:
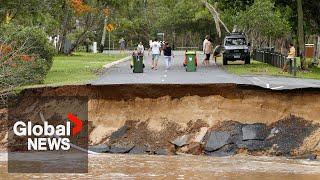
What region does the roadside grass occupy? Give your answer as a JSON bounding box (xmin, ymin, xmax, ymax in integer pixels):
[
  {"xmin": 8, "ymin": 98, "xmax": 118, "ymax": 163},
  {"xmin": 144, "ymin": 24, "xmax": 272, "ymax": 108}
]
[
  {"xmin": 23, "ymin": 52, "xmax": 127, "ymax": 88},
  {"xmin": 218, "ymin": 57, "xmax": 320, "ymax": 80}
]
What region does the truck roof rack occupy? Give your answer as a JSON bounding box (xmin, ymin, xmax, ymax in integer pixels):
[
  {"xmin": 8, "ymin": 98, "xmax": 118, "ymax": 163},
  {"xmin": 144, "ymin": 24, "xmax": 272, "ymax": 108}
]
[{"xmin": 228, "ymin": 32, "xmax": 244, "ymax": 36}]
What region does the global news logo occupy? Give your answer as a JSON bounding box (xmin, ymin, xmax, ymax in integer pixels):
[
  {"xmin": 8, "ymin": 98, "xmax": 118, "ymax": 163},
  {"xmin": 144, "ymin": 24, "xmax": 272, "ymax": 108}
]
[{"xmin": 12, "ymin": 113, "xmax": 83, "ymax": 151}]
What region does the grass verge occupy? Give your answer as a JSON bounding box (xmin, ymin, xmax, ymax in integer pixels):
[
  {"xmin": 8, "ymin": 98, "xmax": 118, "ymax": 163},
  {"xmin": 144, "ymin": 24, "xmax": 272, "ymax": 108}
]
[
  {"xmin": 24, "ymin": 52, "xmax": 128, "ymax": 88},
  {"xmin": 218, "ymin": 58, "xmax": 320, "ymax": 80}
]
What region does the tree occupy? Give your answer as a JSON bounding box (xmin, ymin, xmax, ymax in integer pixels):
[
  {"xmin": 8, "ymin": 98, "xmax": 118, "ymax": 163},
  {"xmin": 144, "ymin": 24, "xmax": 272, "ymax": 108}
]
[
  {"xmin": 106, "ymin": 0, "xmax": 218, "ymax": 48},
  {"xmin": 55, "ymin": 0, "xmax": 111, "ymax": 54},
  {"xmin": 0, "ymin": 24, "xmax": 55, "ymax": 92},
  {"xmin": 220, "ymin": 0, "xmax": 290, "ymax": 50},
  {"xmin": 203, "ymin": 0, "xmax": 230, "ymax": 38},
  {"xmin": 297, "ymin": 0, "xmax": 305, "ymax": 69}
]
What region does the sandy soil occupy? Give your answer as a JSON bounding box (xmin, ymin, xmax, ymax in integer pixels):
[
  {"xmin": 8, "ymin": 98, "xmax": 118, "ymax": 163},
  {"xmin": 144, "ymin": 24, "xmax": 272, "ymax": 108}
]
[{"xmin": 1, "ymin": 84, "xmax": 320, "ymax": 157}]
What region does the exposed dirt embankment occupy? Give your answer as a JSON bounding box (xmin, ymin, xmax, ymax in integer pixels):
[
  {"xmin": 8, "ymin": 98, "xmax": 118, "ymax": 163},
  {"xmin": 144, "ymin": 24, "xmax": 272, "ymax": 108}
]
[{"xmin": 2, "ymin": 84, "xmax": 320, "ymax": 158}]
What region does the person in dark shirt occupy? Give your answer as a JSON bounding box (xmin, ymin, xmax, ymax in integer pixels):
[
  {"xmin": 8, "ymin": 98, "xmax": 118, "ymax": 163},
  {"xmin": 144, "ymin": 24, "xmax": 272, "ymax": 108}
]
[
  {"xmin": 213, "ymin": 43, "xmax": 223, "ymax": 64},
  {"xmin": 163, "ymin": 42, "xmax": 174, "ymax": 70}
]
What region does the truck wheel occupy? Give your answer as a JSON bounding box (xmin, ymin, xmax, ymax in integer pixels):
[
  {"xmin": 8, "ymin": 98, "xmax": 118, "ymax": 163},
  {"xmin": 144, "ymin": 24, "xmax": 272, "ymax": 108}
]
[
  {"xmin": 223, "ymin": 57, "xmax": 228, "ymax": 65},
  {"xmin": 245, "ymin": 57, "xmax": 251, "ymax": 64}
]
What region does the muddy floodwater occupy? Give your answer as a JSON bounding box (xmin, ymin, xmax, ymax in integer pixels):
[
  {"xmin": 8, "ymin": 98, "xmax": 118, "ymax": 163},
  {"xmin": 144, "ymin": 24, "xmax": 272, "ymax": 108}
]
[{"xmin": 0, "ymin": 153, "xmax": 319, "ymax": 179}]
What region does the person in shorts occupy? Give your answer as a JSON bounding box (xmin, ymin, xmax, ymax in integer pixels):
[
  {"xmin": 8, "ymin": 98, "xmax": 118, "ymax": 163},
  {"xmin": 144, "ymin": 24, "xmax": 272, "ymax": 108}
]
[
  {"xmin": 202, "ymin": 35, "xmax": 210, "ymax": 65},
  {"xmin": 203, "ymin": 38, "xmax": 213, "ymax": 67},
  {"xmin": 149, "ymin": 38, "xmax": 162, "ymax": 70},
  {"xmin": 283, "ymin": 43, "xmax": 296, "ymax": 72}
]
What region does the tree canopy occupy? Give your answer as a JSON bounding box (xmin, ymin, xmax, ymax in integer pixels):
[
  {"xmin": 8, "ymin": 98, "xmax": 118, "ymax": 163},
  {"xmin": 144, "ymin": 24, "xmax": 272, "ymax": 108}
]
[{"xmin": 1, "ymin": 0, "xmax": 319, "ymax": 53}]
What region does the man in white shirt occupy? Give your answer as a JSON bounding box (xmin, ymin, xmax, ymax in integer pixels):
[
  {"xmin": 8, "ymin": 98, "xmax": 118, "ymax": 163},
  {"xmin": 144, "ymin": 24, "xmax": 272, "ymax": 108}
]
[
  {"xmin": 203, "ymin": 35, "xmax": 209, "ymax": 53},
  {"xmin": 203, "ymin": 35, "xmax": 210, "ymax": 65},
  {"xmin": 149, "ymin": 38, "xmax": 162, "ymax": 70}
]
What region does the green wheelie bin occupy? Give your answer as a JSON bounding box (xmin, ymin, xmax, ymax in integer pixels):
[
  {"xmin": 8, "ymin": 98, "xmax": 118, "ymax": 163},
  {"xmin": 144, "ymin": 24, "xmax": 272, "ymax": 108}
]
[
  {"xmin": 132, "ymin": 55, "xmax": 144, "ymax": 73},
  {"xmin": 185, "ymin": 51, "xmax": 197, "ymax": 72}
]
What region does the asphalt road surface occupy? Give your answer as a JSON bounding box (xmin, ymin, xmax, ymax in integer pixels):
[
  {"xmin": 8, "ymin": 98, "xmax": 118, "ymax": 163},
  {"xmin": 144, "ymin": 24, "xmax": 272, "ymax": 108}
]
[{"xmin": 93, "ymin": 51, "xmax": 320, "ymax": 90}]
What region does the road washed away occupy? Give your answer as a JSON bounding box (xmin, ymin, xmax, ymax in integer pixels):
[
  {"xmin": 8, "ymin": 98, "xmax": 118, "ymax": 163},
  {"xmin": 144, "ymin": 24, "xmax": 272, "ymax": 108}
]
[{"xmin": 2, "ymin": 84, "xmax": 320, "ymax": 161}]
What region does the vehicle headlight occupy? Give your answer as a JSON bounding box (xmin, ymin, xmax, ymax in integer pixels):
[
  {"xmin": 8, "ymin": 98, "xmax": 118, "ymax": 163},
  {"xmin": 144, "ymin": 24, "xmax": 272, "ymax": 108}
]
[{"xmin": 244, "ymin": 49, "xmax": 249, "ymax": 53}]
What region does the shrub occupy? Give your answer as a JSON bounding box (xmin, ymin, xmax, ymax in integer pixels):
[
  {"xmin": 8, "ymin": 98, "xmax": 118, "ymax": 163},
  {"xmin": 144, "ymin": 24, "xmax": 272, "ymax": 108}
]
[{"xmin": 0, "ymin": 24, "xmax": 56, "ymax": 89}]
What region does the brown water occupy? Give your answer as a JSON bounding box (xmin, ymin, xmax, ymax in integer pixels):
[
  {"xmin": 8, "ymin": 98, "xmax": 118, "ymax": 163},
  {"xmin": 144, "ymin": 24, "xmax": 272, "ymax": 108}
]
[{"xmin": 0, "ymin": 153, "xmax": 320, "ymax": 179}]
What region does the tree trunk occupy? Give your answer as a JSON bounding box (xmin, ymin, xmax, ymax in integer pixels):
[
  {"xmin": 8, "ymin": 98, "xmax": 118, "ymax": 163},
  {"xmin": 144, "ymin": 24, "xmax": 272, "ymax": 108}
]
[
  {"xmin": 58, "ymin": 1, "xmax": 71, "ymax": 54},
  {"xmin": 313, "ymin": 36, "xmax": 320, "ymax": 65},
  {"xmin": 100, "ymin": 18, "xmax": 107, "ymax": 53},
  {"xmin": 67, "ymin": 31, "xmax": 88, "ymax": 54},
  {"xmin": 297, "ymin": 0, "xmax": 305, "ymax": 70},
  {"xmin": 202, "ymin": 0, "xmax": 230, "ymax": 37}
]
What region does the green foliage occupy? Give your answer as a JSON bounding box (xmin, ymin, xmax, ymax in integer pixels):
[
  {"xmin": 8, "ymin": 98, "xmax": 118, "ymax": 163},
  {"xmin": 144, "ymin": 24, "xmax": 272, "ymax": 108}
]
[
  {"xmin": 0, "ymin": 57, "xmax": 48, "ymax": 89},
  {"xmin": 218, "ymin": 0, "xmax": 291, "ymax": 48},
  {"xmin": 0, "ymin": 24, "xmax": 56, "ymax": 89},
  {"xmin": 215, "ymin": 0, "xmax": 254, "ymax": 11},
  {"xmin": 111, "ymin": 0, "xmax": 216, "ymax": 48},
  {"xmin": 237, "ymin": 0, "xmax": 291, "ymax": 38},
  {"xmin": 275, "ymin": 0, "xmax": 320, "ymax": 35},
  {"xmin": 0, "ymin": 0, "xmax": 63, "ymax": 35},
  {"xmin": 15, "ymin": 26, "xmax": 56, "ymax": 69}
]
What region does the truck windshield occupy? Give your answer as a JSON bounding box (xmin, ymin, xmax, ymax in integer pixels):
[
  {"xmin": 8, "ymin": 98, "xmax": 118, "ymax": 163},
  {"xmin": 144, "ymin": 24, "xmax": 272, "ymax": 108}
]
[{"xmin": 225, "ymin": 38, "xmax": 246, "ymax": 46}]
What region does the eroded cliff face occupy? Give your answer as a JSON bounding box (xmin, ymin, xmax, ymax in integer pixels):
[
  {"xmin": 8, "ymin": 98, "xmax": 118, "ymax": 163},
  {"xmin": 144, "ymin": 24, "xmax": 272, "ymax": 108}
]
[
  {"xmin": 88, "ymin": 93, "xmax": 320, "ymax": 132},
  {"xmin": 2, "ymin": 84, "xmax": 320, "ymax": 157}
]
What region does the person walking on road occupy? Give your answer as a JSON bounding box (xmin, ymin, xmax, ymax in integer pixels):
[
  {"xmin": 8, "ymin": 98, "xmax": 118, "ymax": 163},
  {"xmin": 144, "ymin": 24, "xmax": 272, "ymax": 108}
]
[
  {"xmin": 163, "ymin": 42, "xmax": 174, "ymax": 70},
  {"xmin": 202, "ymin": 35, "xmax": 210, "ymax": 65},
  {"xmin": 213, "ymin": 43, "xmax": 223, "ymax": 65},
  {"xmin": 149, "ymin": 38, "xmax": 162, "ymax": 70},
  {"xmin": 283, "ymin": 43, "xmax": 296, "ymax": 72},
  {"xmin": 203, "ymin": 38, "xmax": 213, "ymax": 67},
  {"xmin": 203, "ymin": 35, "xmax": 210, "ymax": 53},
  {"xmin": 119, "ymin": 38, "xmax": 126, "ymax": 53}
]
